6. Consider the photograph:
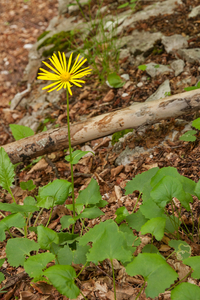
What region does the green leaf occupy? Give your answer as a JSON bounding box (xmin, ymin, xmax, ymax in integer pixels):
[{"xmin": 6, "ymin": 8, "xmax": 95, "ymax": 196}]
[
  {"xmin": 57, "ymin": 245, "xmax": 73, "ymax": 265},
  {"xmin": 180, "ymin": 176, "xmax": 196, "ymax": 195},
  {"xmin": 150, "ymin": 176, "xmax": 191, "ymax": 210},
  {"xmin": 192, "ymin": 117, "xmax": 200, "ymax": 130},
  {"xmin": 142, "ymin": 244, "xmax": 160, "ymax": 254},
  {"xmin": 171, "ymin": 282, "xmax": 200, "ymax": 300},
  {"xmin": 126, "ymin": 253, "xmax": 178, "ymax": 298},
  {"xmin": 194, "ymin": 179, "xmax": 200, "ymax": 199},
  {"xmin": 24, "ymin": 252, "xmax": 55, "ymax": 281},
  {"xmin": 115, "ymin": 207, "xmax": 129, "ymax": 224},
  {"xmin": 9, "ymin": 124, "xmax": 34, "ymax": 140},
  {"xmin": 37, "ymin": 226, "xmax": 59, "ymax": 250},
  {"xmin": 58, "ymin": 232, "xmax": 79, "ymax": 246},
  {"xmin": 0, "ymin": 147, "xmax": 15, "ymax": 192},
  {"xmin": 150, "ymin": 167, "xmax": 180, "ymax": 188},
  {"xmin": 154, "ymin": 64, "xmax": 160, "ymax": 68},
  {"xmin": 36, "ymin": 196, "xmax": 55, "ymax": 209},
  {"xmin": 140, "ymin": 199, "xmax": 165, "ymax": 219},
  {"xmin": 66, "ymin": 203, "xmax": 84, "ymax": 214},
  {"xmin": 23, "ymin": 196, "xmax": 37, "ymax": 206},
  {"xmin": 0, "ymin": 213, "xmax": 26, "ymax": 241},
  {"xmin": 73, "ymin": 244, "xmax": 90, "ymax": 265},
  {"xmin": 79, "ymin": 220, "xmax": 132, "ymax": 263},
  {"xmin": 76, "ymin": 178, "xmax": 102, "ymax": 206},
  {"xmin": 138, "ymin": 64, "xmax": 147, "ymax": 71},
  {"xmin": 169, "ymin": 240, "xmax": 191, "ymax": 261},
  {"xmin": 119, "ymin": 223, "xmax": 140, "ymax": 248},
  {"xmin": 107, "ymin": 73, "xmax": 125, "ymax": 88},
  {"xmin": 126, "ymin": 210, "xmax": 148, "ymax": 231},
  {"xmin": 78, "ymin": 206, "xmax": 104, "ymax": 219},
  {"xmin": 65, "ymin": 150, "xmax": 93, "ymax": 164},
  {"xmin": 20, "ymin": 180, "xmax": 36, "ymax": 191},
  {"xmin": 0, "ymin": 259, "xmax": 5, "ymax": 283},
  {"xmin": 60, "ymin": 215, "xmax": 75, "ymax": 230},
  {"xmin": 179, "ymin": 130, "xmax": 197, "ymax": 142},
  {"xmin": 183, "ymin": 256, "xmax": 200, "ymax": 279},
  {"xmin": 44, "ymin": 265, "xmax": 80, "ymax": 299},
  {"xmin": 141, "ymin": 217, "xmax": 166, "ymax": 241},
  {"xmin": 6, "ymin": 238, "xmax": 39, "ymax": 267},
  {"xmin": 184, "ymin": 86, "xmax": 198, "ymax": 91},
  {"xmin": 118, "ymin": 2, "xmax": 129, "ymax": 9},
  {"xmin": 36, "ymin": 179, "xmax": 71, "ymax": 207},
  {"xmin": 0, "ymin": 202, "xmax": 38, "ymax": 214},
  {"xmin": 125, "ymin": 167, "xmax": 159, "ymax": 195}
]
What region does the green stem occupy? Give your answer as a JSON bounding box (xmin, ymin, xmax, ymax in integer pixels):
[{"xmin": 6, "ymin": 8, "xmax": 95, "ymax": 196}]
[
  {"xmin": 111, "ymin": 259, "xmax": 116, "ymax": 300},
  {"xmin": 75, "ymin": 262, "xmax": 88, "ymax": 279},
  {"xmin": 167, "ymin": 270, "xmax": 192, "ymax": 291},
  {"xmin": 135, "ymin": 280, "xmax": 146, "ymax": 300},
  {"xmin": 66, "ymin": 89, "xmax": 76, "ymax": 234},
  {"xmin": 7, "ymin": 229, "xmax": 13, "ymax": 238},
  {"xmin": 8, "ymin": 187, "xmax": 16, "ymax": 204},
  {"xmin": 132, "ymin": 192, "xmax": 141, "ymax": 214},
  {"xmin": 33, "ymin": 208, "xmax": 44, "ymax": 227},
  {"xmin": 46, "ymin": 207, "xmax": 53, "ymax": 227},
  {"xmin": 0, "ymin": 211, "xmax": 6, "ymax": 218},
  {"xmin": 80, "ymin": 291, "xmax": 88, "ymax": 300}
]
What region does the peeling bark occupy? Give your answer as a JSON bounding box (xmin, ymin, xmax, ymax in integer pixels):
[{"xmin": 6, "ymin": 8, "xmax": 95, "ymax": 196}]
[{"xmin": 2, "ymin": 89, "xmax": 200, "ymax": 164}]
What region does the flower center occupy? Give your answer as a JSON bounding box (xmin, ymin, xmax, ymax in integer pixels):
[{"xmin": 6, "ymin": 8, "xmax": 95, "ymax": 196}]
[{"xmin": 60, "ymin": 72, "xmax": 71, "ymax": 82}]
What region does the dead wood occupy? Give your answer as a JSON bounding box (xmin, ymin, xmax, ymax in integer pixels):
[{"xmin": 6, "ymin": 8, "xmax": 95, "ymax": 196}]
[{"xmin": 2, "ymin": 89, "xmax": 200, "ymax": 164}]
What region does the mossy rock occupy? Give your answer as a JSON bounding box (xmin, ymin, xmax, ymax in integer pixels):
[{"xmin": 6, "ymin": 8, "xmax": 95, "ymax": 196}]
[{"xmin": 112, "ymin": 129, "xmax": 133, "ymax": 145}]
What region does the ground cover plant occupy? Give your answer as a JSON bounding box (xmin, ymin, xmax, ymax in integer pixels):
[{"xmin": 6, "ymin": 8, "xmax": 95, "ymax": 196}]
[{"xmin": 1, "ymin": 51, "xmax": 200, "ymax": 299}]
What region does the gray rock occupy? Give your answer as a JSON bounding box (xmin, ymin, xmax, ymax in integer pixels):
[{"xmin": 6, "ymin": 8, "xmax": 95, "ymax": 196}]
[
  {"xmin": 58, "ymin": 0, "xmax": 69, "ymax": 15},
  {"xmin": 18, "ymin": 115, "xmax": 39, "ymax": 132},
  {"xmin": 119, "ymin": 49, "xmax": 130, "ymax": 60},
  {"xmin": 121, "ymin": 74, "xmax": 130, "ymax": 81},
  {"xmin": 115, "ymin": 146, "xmax": 150, "ymax": 166},
  {"xmin": 145, "ymin": 80, "xmax": 171, "ymax": 102},
  {"xmin": 145, "ymin": 63, "xmax": 173, "ymax": 78},
  {"xmin": 161, "ymin": 34, "xmax": 188, "ymax": 54},
  {"xmin": 170, "ymin": 59, "xmax": 185, "ymax": 76},
  {"xmin": 127, "ymin": 31, "xmax": 163, "ymax": 57},
  {"xmin": 188, "ymin": 5, "xmax": 200, "ymax": 18},
  {"xmin": 177, "ymin": 48, "xmax": 200, "ymax": 63}
]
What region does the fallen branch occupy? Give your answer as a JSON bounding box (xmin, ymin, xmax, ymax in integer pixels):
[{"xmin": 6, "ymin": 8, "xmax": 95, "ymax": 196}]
[{"xmin": 2, "ymin": 89, "xmax": 200, "ymax": 164}]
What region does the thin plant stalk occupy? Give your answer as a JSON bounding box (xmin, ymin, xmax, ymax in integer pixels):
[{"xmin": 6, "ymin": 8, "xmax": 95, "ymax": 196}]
[
  {"xmin": 46, "ymin": 206, "xmax": 53, "ymax": 227},
  {"xmin": 132, "ymin": 192, "xmax": 141, "ymax": 214},
  {"xmin": 173, "ymin": 202, "xmax": 193, "ymax": 241},
  {"xmin": 8, "ymin": 187, "xmax": 16, "ymax": 204},
  {"xmin": 66, "ymin": 89, "xmax": 76, "ymax": 233},
  {"xmin": 135, "ymin": 280, "xmax": 146, "ymax": 300},
  {"xmin": 33, "ymin": 207, "xmax": 44, "ymax": 227},
  {"xmin": 167, "ymin": 270, "xmax": 192, "ymax": 291},
  {"xmin": 110, "ymin": 259, "xmax": 116, "ymax": 300}
]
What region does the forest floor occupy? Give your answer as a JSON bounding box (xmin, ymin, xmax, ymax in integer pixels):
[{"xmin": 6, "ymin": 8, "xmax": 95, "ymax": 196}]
[{"xmin": 1, "ymin": 0, "xmax": 200, "ymax": 299}]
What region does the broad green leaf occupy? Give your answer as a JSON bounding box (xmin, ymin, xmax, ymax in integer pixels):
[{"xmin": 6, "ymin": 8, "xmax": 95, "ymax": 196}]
[
  {"xmin": 138, "ymin": 64, "xmax": 147, "ymax": 71},
  {"xmin": 142, "ymin": 244, "xmax": 160, "ymax": 254},
  {"xmin": 0, "ymin": 202, "xmax": 38, "ymax": 214},
  {"xmin": 20, "ymin": 180, "xmax": 36, "ymax": 191},
  {"xmin": 36, "ymin": 196, "xmax": 55, "ymax": 209},
  {"xmin": 0, "ymin": 259, "xmax": 5, "ymax": 283},
  {"xmin": 0, "ymin": 147, "xmax": 15, "ymax": 192},
  {"xmin": 150, "ymin": 167, "xmax": 180, "ymax": 188},
  {"xmin": 95, "ymin": 199, "xmax": 108, "ymax": 208},
  {"xmin": 194, "ymin": 179, "xmax": 200, "ymax": 199},
  {"xmin": 58, "ymin": 232, "xmax": 79, "ymax": 246},
  {"xmin": 65, "ymin": 150, "xmax": 93, "ymax": 164},
  {"xmin": 126, "ymin": 253, "xmax": 178, "ymax": 298},
  {"xmin": 169, "ymin": 240, "xmax": 191, "ymax": 260},
  {"xmin": 184, "ymin": 86, "xmax": 198, "ymax": 91},
  {"xmin": 180, "ymin": 176, "xmax": 196, "ymax": 195},
  {"xmin": 80, "ymin": 220, "xmax": 132, "ymax": 263},
  {"xmin": 57, "ymin": 245, "xmax": 73, "ymax": 265},
  {"xmin": 179, "ymin": 130, "xmax": 197, "ymax": 142},
  {"xmin": 118, "ymin": 2, "xmax": 129, "ymax": 9},
  {"xmin": 78, "ymin": 206, "xmax": 104, "ymax": 219},
  {"xmin": 107, "ymin": 73, "xmax": 125, "ymax": 88},
  {"xmin": 37, "ymin": 179, "xmax": 71, "ymax": 207},
  {"xmin": 73, "ymin": 244, "xmax": 90, "ymax": 265},
  {"xmin": 23, "ymin": 196, "xmax": 37, "ymax": 206},
  {"xmin": 0, "ymin": 213, "xmax": 26, "ymax": 241},
  {"xmin": 6, "ymin": 238, "xmax": 39, "ymax": 267},
  {"xmin": 115, "ymin": 207, "xmax": 129, "ymax": 224},
  {"xmin": 150, "ymin": 176, "xmax": 191, "ymax": 210},
  {"xmin": 125, "ymin": 167, "xmax": 159, "ymax": 195},
  {"xmin": 44, "ymin": 265, "xmax": 80, "ymax": 299},
  {"xmin": 37, "ymin": 226, "xmax": 59, "ymax": 250},
  {"xmin": 171, "ymin": 282, "xmax": 200, "ymax": 300},
  {"xmin": 66, "ymin": 203, "xmax": 84, "ymax": 214},
  {"xmin": 140, "ymin": 199, "xmax": 165, "ymax": 219},
  {"xmin": 126, "ymin": 210, "xmax": 148, "ymax": 231},
  {"xmin": 76, "ymin": 178, "xmax": 102, "ymax": 206},
  {"xmin": 24, "ymin": 252, "xmax": 55, "ymax": 281},
  {"xmin": 165, "ymin": 215, "xmax": 181, "ymax": 234},
  {"xmin": 60, "ymin": 215, "xmax": 75, "ymax": 230},
  {"xmin": 183, "ymin": 256, "xmax": 200, "ymax": 279},
  {"xmin": 9, "ymin": 124, "xmax": 34, "ymax": 140},
  {"xmin": 192, "ymin": 117, "xmax": 200, "ymax": 130},
  {"xmin": 141, "ymin": 217, "xmax": 166, "ymax": 241},
  {"xmin": 119, "ymin": 223, "xmax": 140, "ymax": 248}
]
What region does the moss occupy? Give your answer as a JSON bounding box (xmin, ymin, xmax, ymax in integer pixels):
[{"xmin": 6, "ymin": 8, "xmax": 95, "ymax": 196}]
[
  {"xmin": 37, "ymin": 31, "xmax": 50, "ymax": 41},
  {"xmin": 112, "ymin": 129, "xmax": 133, "ymax": 145},
  {"xmin": 37, "ymin": 30, "xmax": 77, "ymax": 57}
]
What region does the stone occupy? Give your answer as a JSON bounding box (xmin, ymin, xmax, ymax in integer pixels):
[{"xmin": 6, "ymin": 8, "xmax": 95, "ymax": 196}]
[
  {"xmin": 145, "ymin": 63, "xmax": 173, "ymax": 78},
  {"xmin": 126, "ymin": 31, "xmax": 163, "ymax": 57},
  {"xmin": 188, "ymin": 5, "xmax": 200, "ymax": 18},
  {"xmin": 58, "ymin": 0, "xmax": 69, "ymax": 15},
  {"xmin": 115, "ymin": 146, "xmax": 150, "ymax": 166},
  {"xmin": 18, "ymin": 115, "xmax": 39, "ymax": 132},
  {"xmin": 178, "ymin": 48, "xmax": 200, "ymax": 64},
  {"xmin": 119, "ymin": 49, "xmax": 130, "ymax": 60},
  {"xmin": 161, "ymin": 34, "xmax": 188, "ymax": 53},
  {"xmin": 145, "ymin": 80, "xmax": 171, "ymax": 102},
  {"xmin": 170, "ymin": 59, "xmax": 185, "ymax": 76},
  {"xmin": 121, "ymin": 74, "xmax": 130, "ymax": 81}
]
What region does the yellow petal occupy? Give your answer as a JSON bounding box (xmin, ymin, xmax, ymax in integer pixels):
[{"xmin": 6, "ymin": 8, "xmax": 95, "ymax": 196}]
[
  {"xmin": 42, "ymin": 61, "xmax": 60, "ymax": 75},
  {"xmin": 67, "ymin": 52, "xmax": 73, "ymax": 72}
]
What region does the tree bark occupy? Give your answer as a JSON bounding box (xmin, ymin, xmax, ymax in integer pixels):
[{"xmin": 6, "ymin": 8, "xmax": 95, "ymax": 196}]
[{"xmin": 2, "ymin": 89, "xmax": 200, "ymax": 164}]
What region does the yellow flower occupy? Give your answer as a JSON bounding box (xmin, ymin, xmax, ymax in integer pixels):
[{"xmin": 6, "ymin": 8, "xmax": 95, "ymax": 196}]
[{"xmin": 37, "ymin": 52, "xmax": 91, "ymax": 95}]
